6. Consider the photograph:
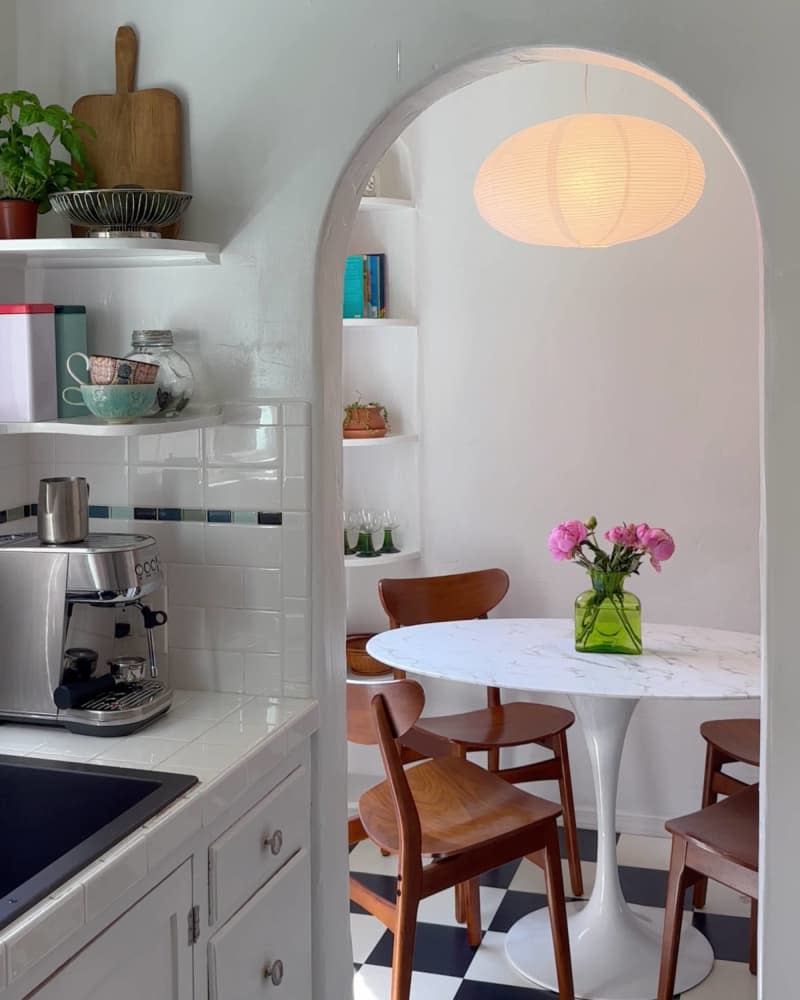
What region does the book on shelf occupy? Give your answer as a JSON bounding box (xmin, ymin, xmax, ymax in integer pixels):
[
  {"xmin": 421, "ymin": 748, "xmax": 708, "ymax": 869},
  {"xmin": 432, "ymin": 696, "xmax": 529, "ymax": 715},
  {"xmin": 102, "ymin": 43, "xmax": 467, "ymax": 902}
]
[{"xmin": 343, "ymin": 253, "xmax": 386, "ymax": 318}]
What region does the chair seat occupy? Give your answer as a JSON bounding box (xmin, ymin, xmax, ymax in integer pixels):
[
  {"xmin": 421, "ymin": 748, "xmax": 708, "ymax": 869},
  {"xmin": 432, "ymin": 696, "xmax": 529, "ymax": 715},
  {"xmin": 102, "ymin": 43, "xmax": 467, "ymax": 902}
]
[
  {"xmin": 359, "ymin": 756, "xmax": 562, "ymax": 857},
  {"xmin": 666, "ymin": 785, "xmax": 759, "ymax": 871},
  {"xmin": 700, "ymin": 718, "xmax": 760, "ymax": 766},
  {"xmin": 414, "ymin": 701, "xmax": 574, "ymax": 750}
]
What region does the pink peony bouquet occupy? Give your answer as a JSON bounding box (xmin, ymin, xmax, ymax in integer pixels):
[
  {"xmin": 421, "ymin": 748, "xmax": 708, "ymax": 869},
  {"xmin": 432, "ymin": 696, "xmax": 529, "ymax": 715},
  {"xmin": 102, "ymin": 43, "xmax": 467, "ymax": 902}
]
[{"xmin": 548, "ymin": 516, "xmax": 675, "ymax": 575}]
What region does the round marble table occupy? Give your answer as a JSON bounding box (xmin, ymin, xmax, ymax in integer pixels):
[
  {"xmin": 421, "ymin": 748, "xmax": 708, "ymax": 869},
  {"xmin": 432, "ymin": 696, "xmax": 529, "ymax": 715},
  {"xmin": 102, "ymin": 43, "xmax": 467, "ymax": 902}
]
[{"xmin": 367, "ymin": 618, "xmax": 760, "ymax": 1000}]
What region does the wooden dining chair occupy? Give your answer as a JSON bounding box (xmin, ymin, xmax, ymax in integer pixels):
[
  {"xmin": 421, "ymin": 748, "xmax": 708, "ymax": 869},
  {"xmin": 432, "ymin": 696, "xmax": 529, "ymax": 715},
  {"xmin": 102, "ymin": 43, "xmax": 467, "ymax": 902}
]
[
  {"xmin": 657, "ymin": 784, "xmax": 759, "ymax": 1000},
  {"xmin": 692, "ymin": 717, "xmax": 760, "ymax": 909},
  {"xmin": 348, "ymin": 678, "xmax": 575, "ymax": 1000},
  {"xmin": 377, "ymin": 568, "xmax": 583, "ymax": 897}
]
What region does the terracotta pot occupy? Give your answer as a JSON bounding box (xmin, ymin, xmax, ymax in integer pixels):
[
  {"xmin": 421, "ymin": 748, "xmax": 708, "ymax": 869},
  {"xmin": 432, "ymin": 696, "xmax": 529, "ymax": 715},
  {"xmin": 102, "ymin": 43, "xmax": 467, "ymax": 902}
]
[
  {"xmin": 0, "ymin": 200, "xmax": 38, "ymax": 239},
  {"xmin": 343, "ymin": 404, "xmax": 388, "ymax": 439}
]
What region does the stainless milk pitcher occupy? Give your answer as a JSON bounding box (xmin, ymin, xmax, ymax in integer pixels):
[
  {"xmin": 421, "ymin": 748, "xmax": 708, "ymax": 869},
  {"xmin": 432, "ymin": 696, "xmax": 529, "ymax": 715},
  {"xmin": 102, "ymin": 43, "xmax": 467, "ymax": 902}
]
[{"xmin": 38, "ymin": 477, "xmax": 89, "ymax": 544}]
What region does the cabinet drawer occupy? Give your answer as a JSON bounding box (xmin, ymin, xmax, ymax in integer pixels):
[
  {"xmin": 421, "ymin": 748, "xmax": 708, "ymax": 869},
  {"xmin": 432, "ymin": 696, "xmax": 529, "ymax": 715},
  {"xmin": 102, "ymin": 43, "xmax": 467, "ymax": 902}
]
[
  {"xmin": 208, "ymin": 849, "xmax": 311, "ymax": 1000},
  {"xmin": 209, "ymin": 763, "xmax": 309, "ymax": 925}
]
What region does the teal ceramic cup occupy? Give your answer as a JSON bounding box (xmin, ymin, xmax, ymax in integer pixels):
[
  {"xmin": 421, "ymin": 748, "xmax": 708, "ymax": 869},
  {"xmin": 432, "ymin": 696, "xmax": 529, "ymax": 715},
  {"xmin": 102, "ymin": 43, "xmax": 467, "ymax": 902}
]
[{"xmin": 62, "ymin": 384, "xmax": 158, "ymax": 424}]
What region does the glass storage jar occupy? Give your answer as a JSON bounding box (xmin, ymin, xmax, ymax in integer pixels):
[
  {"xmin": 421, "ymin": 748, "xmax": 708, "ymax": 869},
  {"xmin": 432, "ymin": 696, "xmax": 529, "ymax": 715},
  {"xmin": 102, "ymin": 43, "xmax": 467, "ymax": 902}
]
[{"xmin": 126, "ymin": 330, "xmax": 194, "ymax": 416}]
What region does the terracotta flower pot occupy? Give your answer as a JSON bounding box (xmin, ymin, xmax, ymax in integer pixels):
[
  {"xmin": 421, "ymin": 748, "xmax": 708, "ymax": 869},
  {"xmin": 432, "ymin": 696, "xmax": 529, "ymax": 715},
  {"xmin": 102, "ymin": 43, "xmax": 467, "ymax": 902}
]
[
  {"xmin": 0, "ymin": 200, "xmax": 38, "ymax": 239},
  {"xmin": 343, "ymin": 403, "xmax": 389, "ymax": 439}
]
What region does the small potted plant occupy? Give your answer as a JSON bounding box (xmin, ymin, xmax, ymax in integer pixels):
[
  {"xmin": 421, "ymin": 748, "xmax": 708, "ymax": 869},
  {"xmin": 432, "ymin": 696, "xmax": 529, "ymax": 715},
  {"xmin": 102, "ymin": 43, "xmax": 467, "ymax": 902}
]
[
  {"xmin": 0, "ymin": 90, "xmax": 95, "ymax": 239},
  {"xmin": 343, "ymin": 398, "xmax": 390, "ymax": 438}
]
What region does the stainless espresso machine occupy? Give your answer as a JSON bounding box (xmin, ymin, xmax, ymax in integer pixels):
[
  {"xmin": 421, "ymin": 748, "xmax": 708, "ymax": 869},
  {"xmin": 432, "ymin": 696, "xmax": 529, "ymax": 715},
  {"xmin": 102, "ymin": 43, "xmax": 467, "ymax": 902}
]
[{"xmin": 0, "ymin": 532, "xmax": 172, "ymax": 736}]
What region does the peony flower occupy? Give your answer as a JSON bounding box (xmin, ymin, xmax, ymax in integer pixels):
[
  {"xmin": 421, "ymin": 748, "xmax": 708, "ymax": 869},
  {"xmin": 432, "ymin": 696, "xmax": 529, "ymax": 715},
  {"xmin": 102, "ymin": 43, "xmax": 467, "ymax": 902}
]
[
  {"xmin": 636, "ymin": 525, "xmax": 675, "ymax": 572},
  {"xmin": 604, "ymin": 523, "xmax": 639, "ymax": 548},
  {"xmin": 548, "ymin": 520, "xmax": 588, "ymax": 561}
]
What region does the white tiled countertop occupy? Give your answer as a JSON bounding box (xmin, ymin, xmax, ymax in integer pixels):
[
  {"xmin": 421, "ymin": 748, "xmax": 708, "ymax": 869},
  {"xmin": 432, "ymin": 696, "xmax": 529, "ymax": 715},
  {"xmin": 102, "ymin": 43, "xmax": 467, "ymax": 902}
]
[{"xmin": 0, "ymin": 690, "xmax": 319, "ymax": 991}]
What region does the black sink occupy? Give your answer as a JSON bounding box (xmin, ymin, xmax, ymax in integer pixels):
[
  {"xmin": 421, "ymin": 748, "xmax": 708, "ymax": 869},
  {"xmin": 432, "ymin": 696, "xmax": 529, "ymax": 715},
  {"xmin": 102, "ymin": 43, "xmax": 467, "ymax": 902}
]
[{"xmin": 0, "ymin": 755, "xmax": 197, "ymax": 930}]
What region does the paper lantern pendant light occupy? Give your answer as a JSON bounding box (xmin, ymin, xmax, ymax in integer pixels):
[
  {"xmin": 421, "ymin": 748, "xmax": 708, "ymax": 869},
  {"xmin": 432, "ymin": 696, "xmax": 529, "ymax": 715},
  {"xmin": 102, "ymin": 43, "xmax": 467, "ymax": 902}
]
[{"xmin": 474, "ymin": 113, "xmax": 705, "ymax": 248}]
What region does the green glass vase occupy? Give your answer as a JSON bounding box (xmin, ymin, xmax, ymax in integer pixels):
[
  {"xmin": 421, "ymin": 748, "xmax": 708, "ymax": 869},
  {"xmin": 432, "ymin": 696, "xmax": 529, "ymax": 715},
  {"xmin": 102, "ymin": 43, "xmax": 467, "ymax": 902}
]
[{"xmin": 574, "ymin": 571, "xmax": 642, "ymax": 654}]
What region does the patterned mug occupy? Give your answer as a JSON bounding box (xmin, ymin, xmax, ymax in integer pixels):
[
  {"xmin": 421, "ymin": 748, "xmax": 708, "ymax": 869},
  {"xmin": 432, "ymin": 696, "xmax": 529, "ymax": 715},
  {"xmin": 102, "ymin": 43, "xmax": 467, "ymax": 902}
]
[{"xmin": 66, "ymin": 351, "xmax": 159, "ymax": 386}]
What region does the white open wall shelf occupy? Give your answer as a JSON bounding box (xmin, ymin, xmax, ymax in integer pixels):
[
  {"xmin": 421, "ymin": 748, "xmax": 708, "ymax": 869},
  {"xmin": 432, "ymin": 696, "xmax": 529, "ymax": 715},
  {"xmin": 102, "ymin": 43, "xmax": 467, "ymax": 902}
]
[
  {"xmin": 0, "ymin": 408, "xmax": 223, "ymax": 437},
  {"xmin": 0, "ymin": 238, "xmax": 221, "ymax": 269},
  {"xmin": 343, "ymin": 433, "xmax": 418, "ymax": 448},
  {"xmin": 345, "ymin": 550, "xmax": 421, "ymax": 568},
  {"xmin": 342, "ymin": 318, "xmax": 416, "ymax": 328},
  {"xmin": 358, "ymin": 197, "xmax": 415, "ymax": 213}
]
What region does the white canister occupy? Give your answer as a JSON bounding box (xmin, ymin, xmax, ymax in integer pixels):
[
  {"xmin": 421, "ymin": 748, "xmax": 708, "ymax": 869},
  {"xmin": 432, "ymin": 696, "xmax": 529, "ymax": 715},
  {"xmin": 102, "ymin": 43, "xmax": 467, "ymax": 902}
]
[{"xmin": 0, "ymin": 304, "xmax": 57, "ymax": 421}]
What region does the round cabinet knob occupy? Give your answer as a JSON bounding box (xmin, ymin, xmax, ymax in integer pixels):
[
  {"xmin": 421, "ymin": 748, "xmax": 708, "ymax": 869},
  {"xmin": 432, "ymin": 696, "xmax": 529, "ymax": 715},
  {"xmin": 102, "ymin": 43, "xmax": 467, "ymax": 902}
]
[
  {"xmin": 263, "ymin": 959, "xmax": 284, "ymax": 986},
  {"xmin": 263, "ymin": 829, "xmax": 283, "ymax": 855}
]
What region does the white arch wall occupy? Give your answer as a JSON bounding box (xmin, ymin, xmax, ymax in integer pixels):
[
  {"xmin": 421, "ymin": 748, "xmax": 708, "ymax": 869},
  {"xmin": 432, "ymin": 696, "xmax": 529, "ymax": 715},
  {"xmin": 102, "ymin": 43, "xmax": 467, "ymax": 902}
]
[{"xmin": 9, "ymin": 3, "xmax": 800, "ymax": 998}]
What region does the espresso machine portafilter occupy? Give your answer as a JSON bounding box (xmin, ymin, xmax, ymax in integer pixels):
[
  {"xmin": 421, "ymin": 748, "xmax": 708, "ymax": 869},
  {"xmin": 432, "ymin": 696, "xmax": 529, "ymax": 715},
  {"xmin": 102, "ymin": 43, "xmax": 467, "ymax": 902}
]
[{"xmin": 0, "ymin": 532, "xmax": 172, "ymax": 736}]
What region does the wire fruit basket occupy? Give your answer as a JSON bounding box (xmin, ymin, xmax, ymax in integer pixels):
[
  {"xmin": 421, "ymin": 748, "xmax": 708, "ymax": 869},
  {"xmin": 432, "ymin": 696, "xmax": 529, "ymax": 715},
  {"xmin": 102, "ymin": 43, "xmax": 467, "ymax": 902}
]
[{"xmin": 50, "ymin": 188, "xmax": 192, "ymax": 238}]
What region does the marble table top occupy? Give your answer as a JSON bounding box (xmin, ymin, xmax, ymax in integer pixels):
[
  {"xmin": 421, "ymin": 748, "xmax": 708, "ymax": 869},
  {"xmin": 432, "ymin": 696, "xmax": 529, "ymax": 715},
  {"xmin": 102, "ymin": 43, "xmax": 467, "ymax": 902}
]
[{"xmin": 367, "ymin": 618, "xmax": 760, "ymax": 700}]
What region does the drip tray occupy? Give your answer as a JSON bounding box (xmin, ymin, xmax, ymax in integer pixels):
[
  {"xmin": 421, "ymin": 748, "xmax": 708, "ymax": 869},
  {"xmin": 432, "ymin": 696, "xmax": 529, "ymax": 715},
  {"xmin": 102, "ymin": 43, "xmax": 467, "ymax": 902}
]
[{"xmin": 59, "ymin": 680, "xmax": 173, "ymax": 737}]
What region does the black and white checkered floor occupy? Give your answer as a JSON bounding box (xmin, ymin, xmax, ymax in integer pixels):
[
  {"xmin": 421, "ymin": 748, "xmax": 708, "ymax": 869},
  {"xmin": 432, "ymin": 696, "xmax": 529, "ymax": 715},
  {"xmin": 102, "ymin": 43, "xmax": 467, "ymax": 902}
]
[{"xmin": 350, "ymin": 828, "xmax": 756, "ymax": 999}]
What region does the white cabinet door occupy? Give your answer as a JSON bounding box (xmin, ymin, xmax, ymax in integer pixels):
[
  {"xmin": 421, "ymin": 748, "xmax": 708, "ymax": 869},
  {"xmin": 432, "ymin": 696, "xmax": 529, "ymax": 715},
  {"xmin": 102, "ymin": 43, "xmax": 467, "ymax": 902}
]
[
  {"xmin": 209, "ymin": 849, "xmax": 311, "ymax": 1000},
  {"xmin": 28, "ymin": 861, "xmax": 193, "ymax": 1000}
]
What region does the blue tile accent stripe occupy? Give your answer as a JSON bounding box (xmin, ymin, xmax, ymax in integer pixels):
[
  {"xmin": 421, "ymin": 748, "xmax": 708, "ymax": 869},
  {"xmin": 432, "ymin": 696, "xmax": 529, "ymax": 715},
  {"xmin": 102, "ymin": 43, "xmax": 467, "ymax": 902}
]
[{"xmin": 0, "ymin": 502, "xmax": 283, "ymax": 527}]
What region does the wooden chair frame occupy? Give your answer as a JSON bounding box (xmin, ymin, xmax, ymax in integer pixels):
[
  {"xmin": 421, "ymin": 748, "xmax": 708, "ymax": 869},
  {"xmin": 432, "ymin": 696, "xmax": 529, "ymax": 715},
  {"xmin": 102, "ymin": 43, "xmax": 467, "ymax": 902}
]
[
  {"xmin": 378, "ymin": 568, "xmax": 583, "ymax": 898},
  {"xmin": 348, "ymin": 679, "xmax": 575, "ymax": 1000}
]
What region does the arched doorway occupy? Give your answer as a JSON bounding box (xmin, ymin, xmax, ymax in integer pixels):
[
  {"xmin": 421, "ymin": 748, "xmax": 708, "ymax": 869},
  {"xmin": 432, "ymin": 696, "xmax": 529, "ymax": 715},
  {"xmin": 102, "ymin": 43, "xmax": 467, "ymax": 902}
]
[{"xmin": 314, "ymin": 45, "xmax": 765, "ymax": 998}]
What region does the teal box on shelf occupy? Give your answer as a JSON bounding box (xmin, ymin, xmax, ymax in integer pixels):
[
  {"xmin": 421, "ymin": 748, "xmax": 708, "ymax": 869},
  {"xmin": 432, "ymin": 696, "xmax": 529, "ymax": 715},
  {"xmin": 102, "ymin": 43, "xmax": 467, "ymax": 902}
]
[{"xmin": 55, "ymin": 305, "xmax": 88, "ymax": 417}]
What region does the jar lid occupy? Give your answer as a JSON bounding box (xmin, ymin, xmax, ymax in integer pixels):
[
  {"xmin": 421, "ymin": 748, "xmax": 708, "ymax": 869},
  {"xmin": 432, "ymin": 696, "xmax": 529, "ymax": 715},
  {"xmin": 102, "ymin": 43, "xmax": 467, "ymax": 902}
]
[{"xmin": 132, "ymin": 329, "xmax": 174, "ymax": 347}]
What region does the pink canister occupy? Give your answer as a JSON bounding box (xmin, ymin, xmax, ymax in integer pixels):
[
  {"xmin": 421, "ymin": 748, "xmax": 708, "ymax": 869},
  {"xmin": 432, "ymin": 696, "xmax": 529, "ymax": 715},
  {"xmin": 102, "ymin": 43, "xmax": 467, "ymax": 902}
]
[{"xmin": 0, "ymin": 304, "xmax": 57, "ymax": 421}]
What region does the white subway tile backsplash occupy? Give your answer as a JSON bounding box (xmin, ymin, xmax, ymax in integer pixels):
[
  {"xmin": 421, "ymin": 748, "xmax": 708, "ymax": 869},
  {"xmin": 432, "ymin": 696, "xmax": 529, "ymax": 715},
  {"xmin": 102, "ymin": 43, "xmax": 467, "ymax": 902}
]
[
  {"xmin": 283, "ymin": 598, "xmax": 311, "ymax": 686},
  {"xmin": 204, "ymin": 466, "xmax": 281, "ymax": 511},
  {"xmin": 282, "ymin": 426, "xmax": 310, "ymax": 510},
  {"xmin": 129, "ymin": 429, "xmax": 202, "ymax": 466},
  {"xmin": 281, "ymin": 401, "xmax": 311, "ymax": 426},
  {"xmin": 167, "ymin": 564, "xmax": 244, "ymax": 609},
  {"xmin": 54, "ymin": 435, "xmax": 127, "ymax": 466},
  {"xmin": 205, "ymin": 524, "xmax": 281, "ymax": 569},
  {"xmin": 141, "ymin": 522, "xmax": 206, "ymax": 564},
  {"xmin": 27, "ymin": 434, "xmax": 54, "ymax": 464},
  {"xmin": 220, "ymin": 402, "xmax": 280, "ymax": 426},
  {"xmin": 169, "ymin": 649, "xmax": 245, "ymax": 693},
  {"xmin": 205, "ymin": 425, "xmax": 281, "ymax": 467},
  {"xmin": 0, "ymin": 435, "xmax": 29, "ymax": 467},
  {"xmin": 282, "ymin": 512, "xmax": 310, "ymax": 598},
  {"xmin": 53, "ymin": 462, "xmax": 128, "ymax": 507},
  {"xmin": 0, "ymin": 465, "xmax": 28, "ymax": 510},
  {"xmin": 243, "ymin": 568, "xmax": 282, "ymax": 610},
  {"xmin": 243, "ymin": 653, "xmax": 283, "ymax": 696},
  {"xmin": 129, "ymin": 466, "xmax": 203, "ymax": 508},
  {"xmin": 206, "ymin": 608, "xmax": 281, "ymax": 653},
  {"xmin": 166, "ymin": 605, "xmax": 206, "ymax": 649}
]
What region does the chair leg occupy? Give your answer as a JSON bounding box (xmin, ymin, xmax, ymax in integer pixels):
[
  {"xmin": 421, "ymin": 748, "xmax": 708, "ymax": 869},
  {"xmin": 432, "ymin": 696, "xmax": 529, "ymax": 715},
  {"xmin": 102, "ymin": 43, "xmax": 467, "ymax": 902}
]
[
  {"xmin": 657, "ymin": 835, "xmax": 690, "ymax": 1000},
  {"xmin": 692, "ymin": 744, "xmax": 723, "ymax": 909},
  {"xmin": 749, "ymin": 897, "xmax": 758, "ymax": 975},
  {"xmin": 542, "ymin": 824, "xmax": 575, "ymax": 1000},
  {"xmin": 454, "ymin": 882, "xmax": 466, "ymax": 923},
  {"xmin": 464, "ymin": 877, "xmax": 482, "ymax": 947},
  {"xmin": 487, "ymin": 746, "xmax": 500, "ymax": 771},
  {"xmin": 553, "ymin": 730, "xmax": 583, "ymax": 897},
  {"xmin": 390, "ymin": 883, "xmax": 420, "ymax": 1000}
]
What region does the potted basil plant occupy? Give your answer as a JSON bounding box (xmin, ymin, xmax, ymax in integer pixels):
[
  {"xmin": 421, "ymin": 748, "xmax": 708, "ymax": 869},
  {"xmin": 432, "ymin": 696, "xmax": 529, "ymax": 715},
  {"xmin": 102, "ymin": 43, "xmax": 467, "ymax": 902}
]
[{"xmin": 0, "ymin": 90, "xmax": 95, "ymax": 239}]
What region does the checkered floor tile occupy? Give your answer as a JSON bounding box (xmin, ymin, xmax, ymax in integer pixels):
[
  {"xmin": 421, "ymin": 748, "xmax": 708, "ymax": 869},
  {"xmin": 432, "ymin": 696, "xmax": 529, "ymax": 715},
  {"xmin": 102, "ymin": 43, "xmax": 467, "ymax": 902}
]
[{"xmin": 351, "ymin": 829, "xmax": 757, "ymax": 999}]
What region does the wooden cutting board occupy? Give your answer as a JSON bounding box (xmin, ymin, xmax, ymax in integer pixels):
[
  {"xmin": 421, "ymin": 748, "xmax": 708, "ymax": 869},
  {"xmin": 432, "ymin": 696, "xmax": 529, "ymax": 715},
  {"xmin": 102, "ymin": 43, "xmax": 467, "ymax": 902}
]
[{"xmin": 72, "ymin": 25, "xmax": 183, "ymax": 237}]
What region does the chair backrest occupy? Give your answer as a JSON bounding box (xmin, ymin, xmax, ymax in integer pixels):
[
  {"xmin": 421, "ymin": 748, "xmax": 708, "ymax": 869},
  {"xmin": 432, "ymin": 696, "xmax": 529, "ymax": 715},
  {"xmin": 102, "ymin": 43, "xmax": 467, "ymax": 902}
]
[
  {"xmin": 346, "ymin": 679, "xmax": 425, "ymax": 857},
  {"xmin": 378, "ymin": 568, "xmax": 510, "ymax": 628},
  {"xmin": 346, "ymin": 678, "xmax": 426, "ymax": 745}
]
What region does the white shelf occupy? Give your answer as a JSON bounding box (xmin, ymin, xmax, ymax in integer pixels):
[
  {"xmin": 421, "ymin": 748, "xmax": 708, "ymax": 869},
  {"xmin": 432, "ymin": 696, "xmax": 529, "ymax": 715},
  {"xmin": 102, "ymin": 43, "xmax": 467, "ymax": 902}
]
[
  {"xmin": 358, "ymin": 197, "xmax": 415, "ymax": 213},
  {"xmin": 0, "ymin": 238, "xmax": 221, "ymax": 269},
  {"xmin": 343, "ymin": 318, "xmax": 417, "ymax": 328},
  {"xmin": 343, "ymin": 433, "xmax": 418, "ymax": 448},
  {"xmin": 345, "ymin": 550, "xmax": 421, "ymax": 568},
  {"xmin": 0, "ymin": 407, "xmax": 223, "ymax": 437}
]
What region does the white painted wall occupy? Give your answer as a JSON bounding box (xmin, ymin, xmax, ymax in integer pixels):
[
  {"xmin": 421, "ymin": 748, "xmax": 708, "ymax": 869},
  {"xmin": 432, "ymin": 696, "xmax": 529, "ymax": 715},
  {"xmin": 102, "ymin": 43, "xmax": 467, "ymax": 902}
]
[
  {"xmin": 381, "ymin": 60, "xmax": 761, "ymax": 827},
  {"xmin": 11, "ymin": 2, "xmax": 800, "ymax": 995}
]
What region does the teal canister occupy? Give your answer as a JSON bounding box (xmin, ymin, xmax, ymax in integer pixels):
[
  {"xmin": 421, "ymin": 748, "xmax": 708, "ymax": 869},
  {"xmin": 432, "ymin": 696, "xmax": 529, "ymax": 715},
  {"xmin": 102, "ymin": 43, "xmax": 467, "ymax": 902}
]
[{"xmin": 54, "ymin": 306, "xmax": 88, "ymax": 417}]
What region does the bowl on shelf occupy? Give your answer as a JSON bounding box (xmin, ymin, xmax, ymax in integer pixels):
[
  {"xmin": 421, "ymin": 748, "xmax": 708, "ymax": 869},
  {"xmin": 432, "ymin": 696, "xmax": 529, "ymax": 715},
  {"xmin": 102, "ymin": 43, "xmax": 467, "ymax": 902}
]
[
  {"xmin": 345, "ymin": 634, "xmax": 392, "ymax": 676},
  {"xmin": 61, "ymin": 383, "xmax": 158, "ymax": 424},
  {"xmin": 50, "ymin": 188, "xmax": 192, "ymax": 239}
]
